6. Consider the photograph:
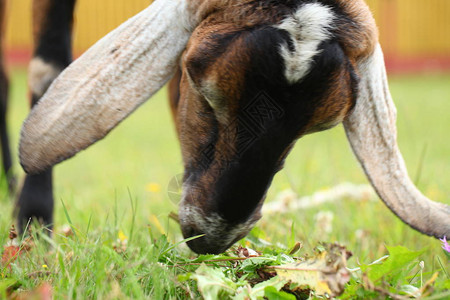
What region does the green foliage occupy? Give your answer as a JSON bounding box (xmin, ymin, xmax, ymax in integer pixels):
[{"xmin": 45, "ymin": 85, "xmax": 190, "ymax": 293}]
[
  {"xmin": 191, "ymin": 264, "xmax": 242, "ymax": 300},
  {"xmin": 444, "ymin": 249, "xmax": 450, "ymax": 260},
  {"xmin": 366, "ymin": 245, "xmax": 424, "ymax": 283},
  {"xmin": 264, "ymin": 286, "xmax": 296, "ymax": 300},
  {"xmin": 236, "ymin": 277, "xmax": 286, "ymax": 299},
  {"xmin": 342, "ymin": 245, "xmax": 449, "ymax": 299},
  {"xmin": 1, "ymin": 212, "xmax": 449, "ymax": 299}
]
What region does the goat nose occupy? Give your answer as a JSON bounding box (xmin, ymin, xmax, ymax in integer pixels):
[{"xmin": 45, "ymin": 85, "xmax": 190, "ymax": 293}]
[{"xmin": 182, "ymin": 226, "xmax": 226, "ymax": 254}]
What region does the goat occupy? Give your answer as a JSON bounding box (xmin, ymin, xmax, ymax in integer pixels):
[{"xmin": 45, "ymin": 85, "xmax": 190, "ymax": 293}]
[
  {"xmin": 0, "ymin": 0, "xmax": 76, "ymax": 230},
  {"xmin": 0, "ymin": 0, "xmax": 14, "ymax": 192},
  {"xmin": 18, "ymin": 0, "xmax": 450, "ymax": 254}
]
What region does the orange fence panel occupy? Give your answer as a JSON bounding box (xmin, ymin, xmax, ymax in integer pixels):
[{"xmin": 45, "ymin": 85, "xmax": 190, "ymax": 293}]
[
  {"xmin": 5, "ymin": 0, "xmax": 151, "ymax": 60},
  {"xmin": 4, "ymin": 0, "xmax": 450, "ymax": 72}
]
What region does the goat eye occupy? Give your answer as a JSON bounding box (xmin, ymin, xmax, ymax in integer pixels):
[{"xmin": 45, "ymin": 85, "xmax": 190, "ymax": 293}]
[{"xmin": 184, "ymin": 65, "xmax": 229, "ymax": 119}]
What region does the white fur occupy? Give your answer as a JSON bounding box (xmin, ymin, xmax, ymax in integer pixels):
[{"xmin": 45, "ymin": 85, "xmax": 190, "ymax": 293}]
[
  {"xmin": 276, "ymin": 3, "xmax": 335, "ymax": 84},
  {"xmin": 28, "ymin": 58, "xmax": 62, "ymax": 98}
]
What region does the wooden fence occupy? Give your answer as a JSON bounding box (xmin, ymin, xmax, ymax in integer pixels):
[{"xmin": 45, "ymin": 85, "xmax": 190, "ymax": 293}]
[{"xmin": 4, "ymin": 0, "xmax": 450, "ymax": 71}]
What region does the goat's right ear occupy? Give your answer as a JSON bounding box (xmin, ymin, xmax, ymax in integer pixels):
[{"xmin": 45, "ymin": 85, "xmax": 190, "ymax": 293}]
[{"xmin": 19, "ymin": 0, "xmax": 198, "ymax": 174}]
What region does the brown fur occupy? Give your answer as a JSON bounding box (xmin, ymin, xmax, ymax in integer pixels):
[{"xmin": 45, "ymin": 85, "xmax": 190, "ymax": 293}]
[
  {"xmin": 190, "ymin": 0, "xmax": 299, "ymax": 28},
  {"xmin": 332, "ymin": 0, "xmax": 378, "ymax": 59},
  {"xmin": 187, "ymin": 0, "xmax": 378, "ymax": 59},
  {"xmin": 168, "ymin": 67, "xmax": 182, "ymax": 133},
  {"xmin": 177, "ymin": 71, "xmax": 224, "ymax": 212},
  {"xmin": 306, "ymin": 62, "xmax": 357, "ymax": 134},
  {"xmin": 32, "ymin": 0, "xmax": 53, "ymax": 46}
]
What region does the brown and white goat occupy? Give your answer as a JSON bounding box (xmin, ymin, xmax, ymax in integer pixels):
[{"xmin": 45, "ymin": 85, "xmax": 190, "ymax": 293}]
[
  {"xmin": 0, "ymin": 0, "xmax": 76, "ymax": 230},
  {"xmin": 18, "ymin": 0, "xmax": 449, "ymax": 254}
]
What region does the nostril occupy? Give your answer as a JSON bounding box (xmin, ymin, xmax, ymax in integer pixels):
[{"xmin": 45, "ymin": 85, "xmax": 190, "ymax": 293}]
[
  {"xmin": 182, "ymin": 224, "xmax": 204, "ymax": 240},
  {"xmin": 182, "ymin": 226, "xmax": 215, "ymax": 254},
  {"xmin": 184, "ymin": 226, "xmax": 195, "ymax": 238}
]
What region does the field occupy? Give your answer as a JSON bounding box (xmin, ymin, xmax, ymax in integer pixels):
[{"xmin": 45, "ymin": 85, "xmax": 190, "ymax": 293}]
[{"xmin": 0, "ymin": 69, "xmax": 449, "ymax": 298}]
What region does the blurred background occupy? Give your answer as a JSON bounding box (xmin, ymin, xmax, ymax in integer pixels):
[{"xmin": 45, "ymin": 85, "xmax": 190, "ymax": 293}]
[
  {"xmin": 4, "ymin": 0, "xmax": 450, "ymax": 72},
  {"xmin": 0, "ymin": 0, "xmax": 449, "ymax": 262}
]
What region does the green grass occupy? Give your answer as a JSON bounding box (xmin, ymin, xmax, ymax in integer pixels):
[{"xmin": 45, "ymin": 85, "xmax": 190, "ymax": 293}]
[{"xmin": 0, "ymin": 69, "xmax": 449, "ymax": 298}]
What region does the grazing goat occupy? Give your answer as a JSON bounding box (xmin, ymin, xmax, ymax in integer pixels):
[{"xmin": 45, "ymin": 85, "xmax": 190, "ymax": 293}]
[
  {"xmin": 0, "ymin": 0, "xmax": 14, "ymax": 192},
  {"xmin": 0, "ymin": 0, "xmax": 76, "ymax": 230},
  {"xmin": 17, "ymin": 0, "xmax": 450, "ymax": 254}
]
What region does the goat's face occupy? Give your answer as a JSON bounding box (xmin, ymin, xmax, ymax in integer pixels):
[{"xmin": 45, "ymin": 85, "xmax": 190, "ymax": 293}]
[{"xmin": 176, "ymin": 11, "xmax": 358, "ymax": 253}]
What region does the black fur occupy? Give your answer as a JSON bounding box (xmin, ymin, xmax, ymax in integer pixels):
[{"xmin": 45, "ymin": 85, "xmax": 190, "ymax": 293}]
[
  {"xmin": 216, "ymin": 36, "xmax": 357, "ymax": 223},
  {"xmin": 17, "ymin": 0, "xmax": 76, "ymax": 232},
  {"xmin": 0, "ymin": 63, "xmax": 13, "ymax": 192},
  {"xmin": 182, "ymin": 14, "xmax": 358, "ymax": 227},
  {"xmin": 34, "ymin": 0, "xmax": 76, "ymax": 70}
]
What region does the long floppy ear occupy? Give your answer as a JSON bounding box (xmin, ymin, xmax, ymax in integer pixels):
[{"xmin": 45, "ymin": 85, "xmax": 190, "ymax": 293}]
[
  {"xmin": 20, "ymin": 0, "xmax": 198, "ymax": 174},
  {"xmin": 344, "ymin": 44, "xmax": 450, "ymax": 239}
]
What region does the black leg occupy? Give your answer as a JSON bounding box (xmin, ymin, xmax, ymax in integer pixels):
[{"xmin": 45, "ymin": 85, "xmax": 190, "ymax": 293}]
[
  {"xmin": 0, "ymin": 68, "xmax": 14, "ymax": 193},
  {"xmin": 17, "ymin": 170, "xmax": 53, "ymax": 231},
  {"xmin": 16, "ymin": 0, "xmax": 76, "ymax": 233},
  {"xmin": 0, "ymin": 0, "xmax": 14, "ymax": 193}
]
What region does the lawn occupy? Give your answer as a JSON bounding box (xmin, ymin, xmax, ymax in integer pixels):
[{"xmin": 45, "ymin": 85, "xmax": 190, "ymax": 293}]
[{"xmin": 0, "ymin": 69, "xmax": 449, "ymax": 299}]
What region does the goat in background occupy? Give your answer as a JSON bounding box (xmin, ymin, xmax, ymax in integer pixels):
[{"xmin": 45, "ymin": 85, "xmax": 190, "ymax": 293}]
[
  {"xmin": 0, "ymin": 0, "xmax": 14, "ymax": 193},
  {"xmin": 0, "ymin": 0, "xmax": 76, "ymax": 230}
]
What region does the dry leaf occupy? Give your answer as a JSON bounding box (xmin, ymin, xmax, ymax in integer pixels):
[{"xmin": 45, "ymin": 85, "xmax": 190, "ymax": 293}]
[
  {"xmin": 2, "ymin": 245, "xmax": 21, "ymax": 268},
  {"xmin": 61, "ymin": 225, "xmax": 74, "ymax": 237},
  {"xmin": 10, "ymin": 282, "xmax": 52, "ymax": 300},
  {"xmin": 270, "ymin": 243, "xmax": 352, "ymax": 297},
  {"xmin": 236, "ymin": 246, "xmax": 261, "ymax": 258}
]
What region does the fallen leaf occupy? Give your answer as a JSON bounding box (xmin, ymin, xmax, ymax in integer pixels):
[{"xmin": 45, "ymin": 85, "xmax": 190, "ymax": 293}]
[
  {"xmin": 9, "ymin": 225, "xmax": 18, "ymax": 240},
  {"xmin": 236, "ymin": 246, "xmax": 261, "ymax": 258},
  {"xmin": 288, "ymin": 242, "xmax": 302, "ymax": 255},
  {"xmin": 61, "ymin": 225, "xmax": 74, "ymax": 237},
  {"xmin": 2, "ymin": 245, "xmax": 21, "ymax": 269},
  {"xmin": 420, "ymin": 272, "xmax": 439, "ymax": 297},
  {"xmin": 270, "ymin": 243, "xmax": 352, "ymax": 297},
  {"xmin": 10, "ymin": 282, "xmax": 52, "ymax": 300},
  {"xmin": 149, "ymin": 215, "xmax": 166, "ymax": 235}
]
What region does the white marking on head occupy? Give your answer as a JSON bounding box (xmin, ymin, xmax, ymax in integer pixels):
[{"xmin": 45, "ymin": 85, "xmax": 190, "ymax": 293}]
[
  {"xmin": 276, "ymin": 3, "xmax": 335, "ymax": 84},
  {"xmin": 28, "ymin": 57, "xmax": 63, "ymax": 98}
]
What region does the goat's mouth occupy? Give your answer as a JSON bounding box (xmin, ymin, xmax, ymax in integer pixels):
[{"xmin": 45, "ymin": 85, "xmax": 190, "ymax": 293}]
[
  {"xmin": 179, "ymin": 203, "xmax": 261, "ymax": 254},
  {"xmin": 183, "ymin": 227, "xmax": 248, "ymax": 255}
]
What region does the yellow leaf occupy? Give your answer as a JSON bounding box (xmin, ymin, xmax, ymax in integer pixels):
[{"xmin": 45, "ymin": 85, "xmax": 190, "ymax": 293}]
[
  {"xmin": 272, "ymin": 243, "xmax": 351, "ymax": 297},
  {"xmin": 420, "ymin": 272, "xmax": 439, "ymax": 296},
  {"xmin": 149, "ymin": 215, "xmax": 166, "ymax": 235}
]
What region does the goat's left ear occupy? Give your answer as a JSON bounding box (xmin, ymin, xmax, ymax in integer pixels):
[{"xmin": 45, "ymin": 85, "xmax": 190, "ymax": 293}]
[
  {"xmin": 20, "ymin": 0, "xmax": 198, "ymax": 174},
  {"xmin": 344, "ymin": 44, "xmax": 450, "ymax": 239}
]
